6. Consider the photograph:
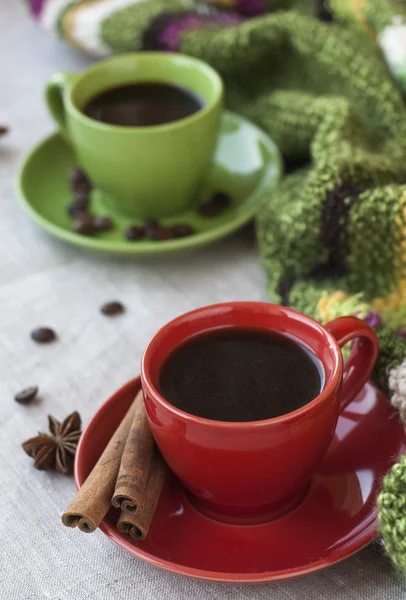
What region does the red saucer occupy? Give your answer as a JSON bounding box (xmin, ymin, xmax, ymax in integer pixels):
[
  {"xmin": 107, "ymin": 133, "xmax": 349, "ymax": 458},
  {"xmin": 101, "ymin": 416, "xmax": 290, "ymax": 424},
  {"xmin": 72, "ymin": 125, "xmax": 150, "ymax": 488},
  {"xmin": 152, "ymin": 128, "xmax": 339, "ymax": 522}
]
[{"xmin": 75, "ymin": 377, "xmax": 406, "ymax": 583}]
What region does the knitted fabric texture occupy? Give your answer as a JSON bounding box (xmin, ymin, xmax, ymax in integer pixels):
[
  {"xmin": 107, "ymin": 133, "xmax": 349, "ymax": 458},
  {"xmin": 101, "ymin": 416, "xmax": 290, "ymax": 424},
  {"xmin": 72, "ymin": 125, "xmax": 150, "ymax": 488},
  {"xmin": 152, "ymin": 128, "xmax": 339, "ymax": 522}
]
[
  {"xmin": 27, "ymin": 0, "xmax": 406, "ymax": 576},
  {"xmin": 378, "ymin": 455, "xmax": 406, "ymax": 575},
  {"xmin": 331, "ymin": 0, "xmax": 406, "ymax": 90}
]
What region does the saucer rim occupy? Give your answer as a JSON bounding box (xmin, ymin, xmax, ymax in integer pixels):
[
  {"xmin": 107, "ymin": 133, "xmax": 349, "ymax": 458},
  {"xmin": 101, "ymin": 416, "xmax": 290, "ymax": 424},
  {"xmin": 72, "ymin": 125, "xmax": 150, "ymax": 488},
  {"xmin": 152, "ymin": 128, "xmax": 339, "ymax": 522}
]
[
  {"xmin": 74, "ymin": 376, "xmax": 379, "ymax": 584},
  {"xmin": 16, "ymin": 111, "xmax": 283, "ymax": 256}
]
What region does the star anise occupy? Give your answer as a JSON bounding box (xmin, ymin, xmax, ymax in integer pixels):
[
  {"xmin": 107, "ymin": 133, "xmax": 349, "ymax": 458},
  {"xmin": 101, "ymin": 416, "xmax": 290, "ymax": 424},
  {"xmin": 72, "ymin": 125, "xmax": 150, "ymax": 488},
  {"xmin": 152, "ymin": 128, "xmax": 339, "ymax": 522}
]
[{"xmin": 22, "ymin": 411, "xmax": 82, "ymax": 474}]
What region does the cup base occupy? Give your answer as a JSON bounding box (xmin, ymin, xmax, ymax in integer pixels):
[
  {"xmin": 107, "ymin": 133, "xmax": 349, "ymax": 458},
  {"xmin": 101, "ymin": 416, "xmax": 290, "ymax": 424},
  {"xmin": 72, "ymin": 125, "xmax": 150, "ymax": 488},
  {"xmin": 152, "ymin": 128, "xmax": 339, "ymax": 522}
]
[
  {"xmin": 92, "ymin": 187, "xmax": 198, "ymax": 220},
  {"xmin": 185, "ymin": 483, "xmax": 310, "ymax": 526}
]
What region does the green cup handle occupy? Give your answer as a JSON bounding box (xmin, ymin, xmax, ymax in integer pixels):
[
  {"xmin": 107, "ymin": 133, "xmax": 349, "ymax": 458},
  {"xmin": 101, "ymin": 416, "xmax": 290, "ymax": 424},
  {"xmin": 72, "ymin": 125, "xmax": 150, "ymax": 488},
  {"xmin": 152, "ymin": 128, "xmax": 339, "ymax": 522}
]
[{"xmin": 45, "ymin": 72, "xmax": 78, "ymax": 139}]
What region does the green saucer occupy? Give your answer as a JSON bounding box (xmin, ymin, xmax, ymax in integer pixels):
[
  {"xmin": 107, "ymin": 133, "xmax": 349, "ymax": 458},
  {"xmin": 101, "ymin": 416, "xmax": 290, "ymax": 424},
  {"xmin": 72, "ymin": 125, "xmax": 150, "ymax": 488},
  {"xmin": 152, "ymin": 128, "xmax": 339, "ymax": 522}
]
[{"xmin": 17, "ymin": 111, "xmax": 282, "ymax": 255}]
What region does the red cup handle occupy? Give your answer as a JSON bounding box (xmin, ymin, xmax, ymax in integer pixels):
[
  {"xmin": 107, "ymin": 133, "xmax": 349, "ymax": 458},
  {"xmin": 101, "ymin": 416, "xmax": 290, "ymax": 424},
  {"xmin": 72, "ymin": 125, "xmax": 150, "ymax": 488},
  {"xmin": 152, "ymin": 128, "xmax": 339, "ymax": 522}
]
[{"xmin": 325, "ymin": 316, "xmax": 379, "ymax": 411}]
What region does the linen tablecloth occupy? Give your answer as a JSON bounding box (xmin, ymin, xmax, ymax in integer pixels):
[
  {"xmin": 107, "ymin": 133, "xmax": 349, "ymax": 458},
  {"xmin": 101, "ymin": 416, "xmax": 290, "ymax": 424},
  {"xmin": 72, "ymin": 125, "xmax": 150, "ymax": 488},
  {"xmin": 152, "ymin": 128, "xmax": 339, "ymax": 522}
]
[{"xmin": 1, "ymin": 2, "xmax": 406, "ymax": 598}]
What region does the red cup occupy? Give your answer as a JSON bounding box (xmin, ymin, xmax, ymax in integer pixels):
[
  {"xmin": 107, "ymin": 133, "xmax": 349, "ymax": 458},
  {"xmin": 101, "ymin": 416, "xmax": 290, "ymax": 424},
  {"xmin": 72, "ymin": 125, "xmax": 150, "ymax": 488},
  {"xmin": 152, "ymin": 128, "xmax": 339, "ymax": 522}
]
[{"xmin": 141, "ymin": 302, "xmax": 378, "ymax": 523}]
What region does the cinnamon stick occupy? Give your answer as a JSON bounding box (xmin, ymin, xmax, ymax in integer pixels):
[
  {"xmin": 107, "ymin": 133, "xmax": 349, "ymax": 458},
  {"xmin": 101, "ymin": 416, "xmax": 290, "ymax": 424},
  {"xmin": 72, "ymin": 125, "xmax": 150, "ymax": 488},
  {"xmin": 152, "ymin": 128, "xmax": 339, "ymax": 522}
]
[
  {"xmin": 117, "ymin": 451, "xmax": 167, "ymax": 541},
  {"xmin": 111, "ymin": 394, "xmax": 155, "ymax": 512},
  {"xmin": 61, "ymin": 390, "xmax": 142, "ymax": 533}
]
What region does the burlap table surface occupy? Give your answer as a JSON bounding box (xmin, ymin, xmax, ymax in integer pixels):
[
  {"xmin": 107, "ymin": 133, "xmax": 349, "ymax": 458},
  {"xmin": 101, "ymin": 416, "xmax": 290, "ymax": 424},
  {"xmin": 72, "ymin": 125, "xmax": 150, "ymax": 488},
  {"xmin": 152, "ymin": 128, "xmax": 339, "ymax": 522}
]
[{"xmin": 1, "ymin": 2, "xmax": 406, "ymax": 599}]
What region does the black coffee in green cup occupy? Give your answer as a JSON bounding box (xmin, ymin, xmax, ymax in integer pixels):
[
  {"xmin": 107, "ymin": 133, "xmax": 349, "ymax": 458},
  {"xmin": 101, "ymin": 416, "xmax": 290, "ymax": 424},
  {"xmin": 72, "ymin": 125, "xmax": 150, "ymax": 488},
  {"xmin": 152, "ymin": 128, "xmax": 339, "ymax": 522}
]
[{"xmin": 46, "ymin": 53, "xmax": 223, "ymax": 218}]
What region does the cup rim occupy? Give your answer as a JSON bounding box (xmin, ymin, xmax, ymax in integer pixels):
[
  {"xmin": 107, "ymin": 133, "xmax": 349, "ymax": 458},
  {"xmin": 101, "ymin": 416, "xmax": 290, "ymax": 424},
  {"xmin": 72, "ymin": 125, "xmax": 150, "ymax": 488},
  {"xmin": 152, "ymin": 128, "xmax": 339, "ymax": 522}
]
[
  {"xmin": 66, "ymin": 52, "xmax": 223, "ymax": 134},
  {"xmin": 141, "ymin": 301, "xmax": 343, "ymax": 429}
]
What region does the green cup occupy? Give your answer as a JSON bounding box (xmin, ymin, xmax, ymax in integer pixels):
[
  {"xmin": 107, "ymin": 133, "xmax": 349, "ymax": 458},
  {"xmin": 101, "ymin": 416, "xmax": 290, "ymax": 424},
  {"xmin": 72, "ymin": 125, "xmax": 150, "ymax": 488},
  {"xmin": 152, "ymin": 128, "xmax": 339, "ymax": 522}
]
[{"xmin": 46, "ymin": 53, "xmax": 223, "ymax": 219}]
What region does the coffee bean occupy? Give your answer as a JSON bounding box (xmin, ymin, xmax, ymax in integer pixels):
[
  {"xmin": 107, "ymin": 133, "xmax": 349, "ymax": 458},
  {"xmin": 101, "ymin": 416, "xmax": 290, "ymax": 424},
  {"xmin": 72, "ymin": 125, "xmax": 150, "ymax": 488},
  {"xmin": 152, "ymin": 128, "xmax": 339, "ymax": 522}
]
[
  {"xmin": 73, "ymin": 185, "xmax": 91, "ymax": 203},
  {"xmin": 198, "ymin": 202, "xmax": 219, "ymax": 217},
  {"xmin": 125, "ymin": 225, "xmax": 144, "ymax": 241},
  {"xmin": 199, "ymin": 192, "xmax": 231, "ymax": 217},
  {"xmin": 66, "ymin": 200, "xmax": 89, "ymax": 217},
  {"xmin": 73, "ymin": 214, "xmax": 95, "ymax": 236},
  {"xmin": 93, "ymin": 216, "xmax": 113, "ymax": 232},
  {"xmin": 212, "ymin": 192, "xmax": 231, "ymax": 207},
  {"xmin": 69, "ymin": 168, "xmax": 90, "ymax": 188},
  {"xmin": 31, "ymin": 327, "xmax": 56, "ymax": 344},
  {"xmin": 143, "ymin": 219, "xmax": 159, "ymax": 239},
  {"xmin": 15, "ymin": 386, "xmax": 38, "ymax": 405},
  {"xmin": 171, "ymin": 224, "xmax": 194, "ymax": 238},
  {"xmin": 100, "ymin": 301, "xmax": 125, "ymax": 316},
  {"xmin": 154, "ymin": 227, "xmax": 175, "ymax": 241}
]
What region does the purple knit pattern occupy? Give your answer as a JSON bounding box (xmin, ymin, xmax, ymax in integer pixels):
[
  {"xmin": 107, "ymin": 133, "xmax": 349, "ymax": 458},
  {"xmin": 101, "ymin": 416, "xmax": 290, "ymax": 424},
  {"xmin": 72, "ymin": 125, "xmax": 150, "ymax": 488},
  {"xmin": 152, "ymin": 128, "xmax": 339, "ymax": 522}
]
[
  {"xmin": 234, "ymin": 0, "xmax": 266, "ymax": 16},
  {"xmin": 28, "ymin": 0, "xmax": 46, "ymax": 18},
  {"xmin": 158, "ymin": 12, "xmax": 242, "ymax": 51},
  {"xmin": 27, "ymin": 0, "xmax": 264, "ymax": 24},
  {"xmin": 364, "ymin": 312, "xmax": 383, "ymax": 328}
]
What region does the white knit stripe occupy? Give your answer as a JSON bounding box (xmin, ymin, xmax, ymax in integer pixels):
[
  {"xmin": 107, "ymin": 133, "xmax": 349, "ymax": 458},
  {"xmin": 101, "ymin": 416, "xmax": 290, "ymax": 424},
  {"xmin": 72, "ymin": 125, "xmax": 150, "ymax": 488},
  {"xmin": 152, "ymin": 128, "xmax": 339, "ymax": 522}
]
[
  {"xmin": 378, "ymin": 21, "xmax": 406, "ymax": 73},
  {"xmin": 70, "ymin": 0, "xmax": 147, "ymax": 57},
  {"xmin": 41, "ymin": 0, "xmax": 72, "ymax": 33},
  {"xmin": 388, "ymin": 357, "xmax": 406, "ymax": 422}
]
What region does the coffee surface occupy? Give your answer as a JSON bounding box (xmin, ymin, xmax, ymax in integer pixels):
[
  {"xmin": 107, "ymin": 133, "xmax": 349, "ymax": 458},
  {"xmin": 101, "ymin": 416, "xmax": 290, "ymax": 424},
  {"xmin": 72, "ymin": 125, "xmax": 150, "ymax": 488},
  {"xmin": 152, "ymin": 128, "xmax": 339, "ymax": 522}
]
[
  {"xmin": 159, "ymin": 328, "xmax": 324, "ymax": 422},
  {"xmin": 83, "ymin": 82, "xmax": 203, "ymax": 127}
]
